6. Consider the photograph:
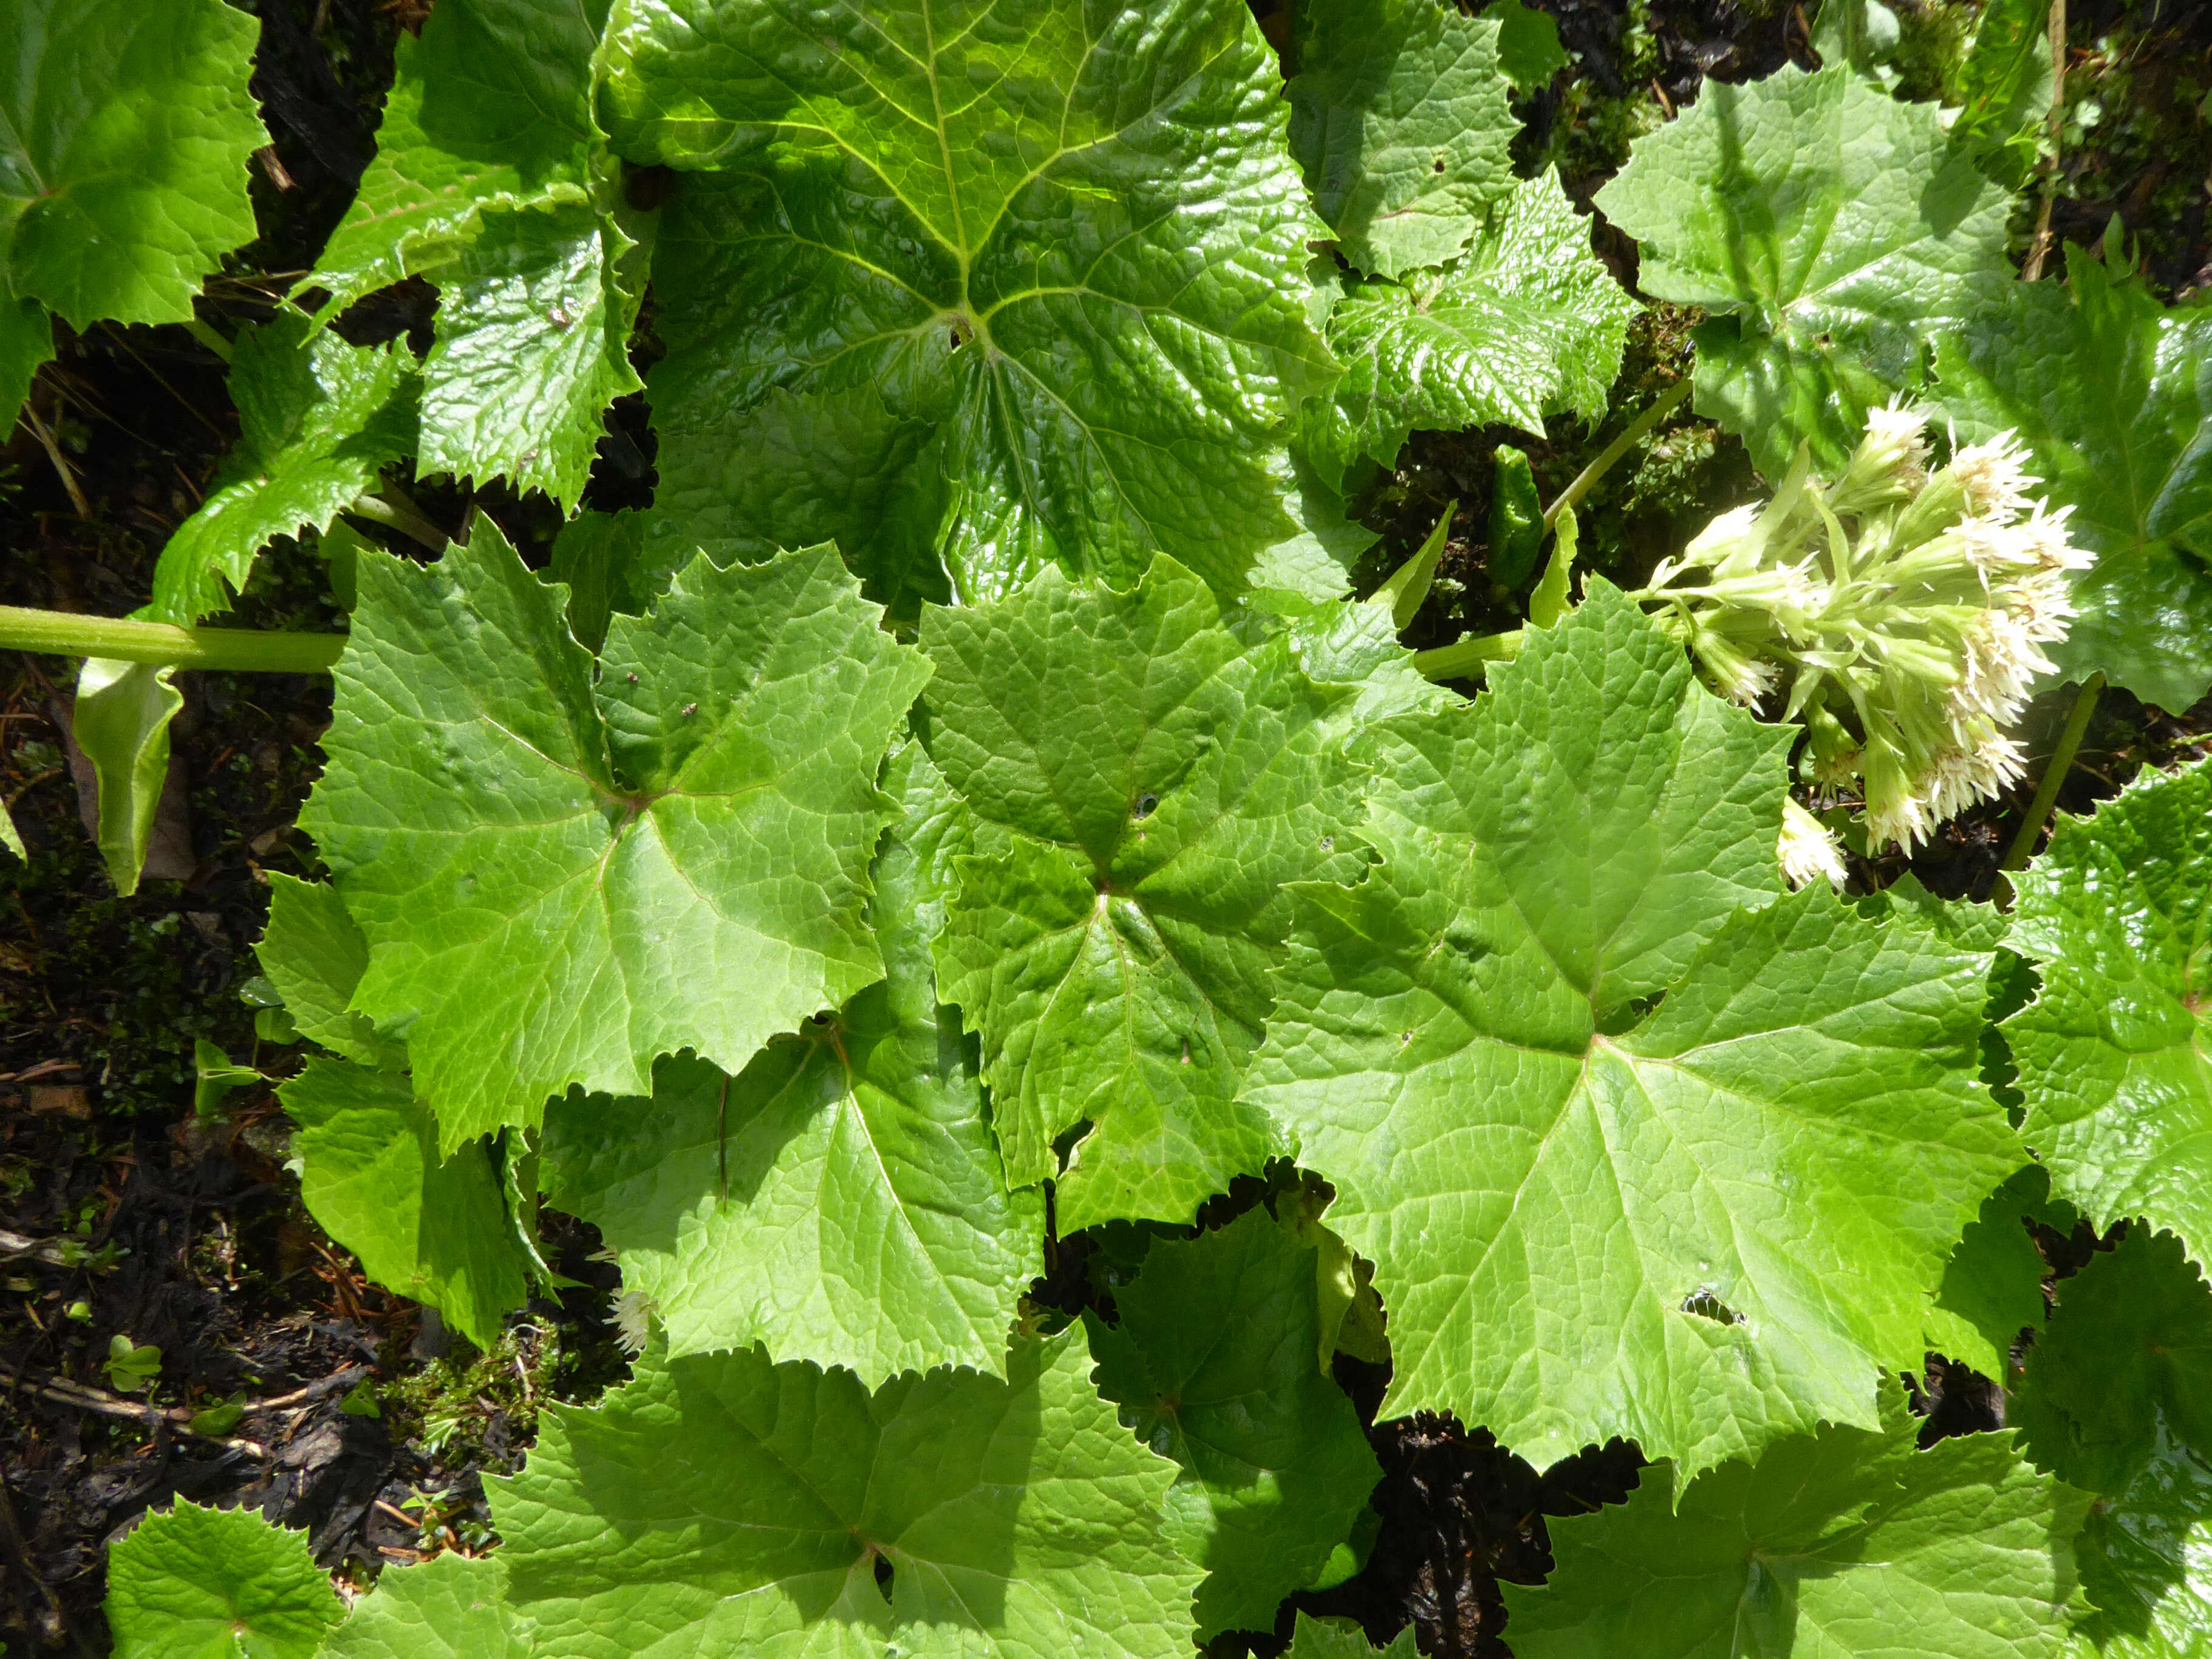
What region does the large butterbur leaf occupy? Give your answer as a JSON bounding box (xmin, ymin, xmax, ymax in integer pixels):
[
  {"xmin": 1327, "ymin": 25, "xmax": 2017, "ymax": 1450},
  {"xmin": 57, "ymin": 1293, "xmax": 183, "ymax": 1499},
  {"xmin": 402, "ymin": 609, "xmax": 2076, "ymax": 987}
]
[
  {"xmin": 259, "ymin": 875, "xmax": 535, "ymax": 1344},
  {"xmin": 1, "ymin": 0, "xmax": 265, "ymax": 330},
  {"xmin": 281, "ymin": 1059, "xmax": 534, "ymax": 1350},
  {"xmin": 1086, "ymin": 1208, "xmax": 1382, "ymax": 1641},
  {"xmin": 1933, "ymin": 248, "xmax": 2212, "ymax": 711},
  {"xmin": 605, "ymin": 0, "xmax": 1335, "ymax": 607},
  {"xmin": 921, "ymin": 558, "xmax": 1370, "ymax": 1231},
  {"xmin": 319, "ymin": 1553, "xmax": 527, "ymax": 1659},
  {"xmin": 2013, "ymin": 1226, "xmax": 2212, "ymax": 1658},
  {"xmin": 304, "ymin": 0, "xmax": 599, "ymax": 317},
  {"xmin": 1241, "ymin": 584, "xmax": 2024, "ymax": 1475},
  {"xmin": 149, "ymin": 310, "xmax": 420, "ymax": 624},
  {"xmin": 1594, "ymin": 65, "xmax": 2010, "ymax": 480},
  {"xmin": 1503, "ymin": 1398, "xmax": 2088, "ymax": 1658},
  {"xmin": 301, "ymin": 521, "xmax": 931, "ymax": 1149},
  {"xmin": 1284, "ymin": 0, "xmax": 1516, "ymax": 279},
  {"xmin": 2005, "ymin": 758, "xmax": 2212, "ymax": 1272},
  {"xmin": 483, "ymin": 1331, "xmax": 1201, "ymax": 1659},
  {"xmin": 541, "ymin": 743, "xmax": 1043, "ymax": 1386},
  {"xmin": 1299, "ymin": 169, "xmax": 1636, "ymax": 485},
  {"xmin": 104, "ymin": 1500, "xmax": 343, "ymax": 1659},
  {"xmin": 417, "ymin": 199, "xmax": 646, "ymax": 511},
  {"xmin": 257, "ymin": 873, "xmax": 408, "ymax": 1072}
]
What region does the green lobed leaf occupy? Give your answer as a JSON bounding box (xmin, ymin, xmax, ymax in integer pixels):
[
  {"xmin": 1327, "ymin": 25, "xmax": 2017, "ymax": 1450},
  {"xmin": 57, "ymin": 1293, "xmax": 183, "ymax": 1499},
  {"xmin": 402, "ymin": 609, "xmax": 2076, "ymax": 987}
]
[
  {"xmin": 544, "ymin": 510, "xmax": 652, "ymax": 654},
  {"xmin": 72, "ymin": 658, "xmax": 182, "ymax": 898},
  {"xmin": 1286, "ymin": 1613, "xmax": 1419, "ymax": 1658},
  {"xmin": 256, "ymin": 874, "xmax": 408, "ymax": 1071},
  {"xmin": 1950, "ymin": 0, "xmax": 2055, "ymax": 190},
  {"xmin": 1085, "ymin": 1206, "xmax": 1382, "ymax": 1640},
  {"xmin": 0, "ymin": 293, "xmax": 53, "ymax": 437},
  {"xmin": 1286, "ymin": 0, "xmax": 1517, "ymax": 279},
  {"xmin": 921, "ymin": 558, "xmax": 1370, "ymax": 1231},
  {"xmin": 1298, "ymin": 169, "xmax": 1637, "ymax": 485},
  {"xmin": 319, "ymin": 1553, "xmax": 528, "ymax": 1659},
  {"xmin": 1933, "ymin": 247, "xmax": 2212, "ymax": 711},
  {"xmin": 418, "ymin": 201, "xmax": 643, "ymax": 511},
  {"xmin": 1927, "ymin": 1164, "xmax": 2051, "ymax": 1383},
  {"xmin": 2005, "ymin": 757, "xmax": 2212, "ymax": 1271},
  {"xmin": 2012, "ymin": 1226, "xmax": 2212, "ymax": 1658},
  {"xmin": 541, "ymin": 742, "xmax": 1043, "ymax": 1386},
  {"xmin": 149, "ymin": 310, "xmax": 419, "ymax": 624},
  {"xmin": 104, "ymin": 1499, "xmax": 342, "ymax": 1659},
  {"xmin": 611, "ymin": 0, "xmax": 1334, "ymax": 605},
  {"xmin": 1, "ymin": 0, "xmax": 266, "ymax": 329},
  {"xmin": 1241, "ymin": 583, "xmax": 2025, "ymax": 1474},
  {"xmin": 304, "ymin": 0, "xmax": 599, "ymax": 317},
  {"xmin": 300, "ymin": 521, "xmax": 932, "ymax": 1151},
  {"xmin": 1503, "ymin": 1398, "xmax": 2089, "ymax": 1658},
  {"xmin": 1492, "ymin": 0, "xmax": 1571, "ymax": 92},
  {"xmin": 483, "ymin": 1329, "xmax": 1201, "ymax": 1659},
  {"xmin": 280, "ymin": 1058, "xmax": 533, "ymax": 1350},
  {"xmin": 1595, "ymin": 64, "xmax": 2012, "ymax": 479}
]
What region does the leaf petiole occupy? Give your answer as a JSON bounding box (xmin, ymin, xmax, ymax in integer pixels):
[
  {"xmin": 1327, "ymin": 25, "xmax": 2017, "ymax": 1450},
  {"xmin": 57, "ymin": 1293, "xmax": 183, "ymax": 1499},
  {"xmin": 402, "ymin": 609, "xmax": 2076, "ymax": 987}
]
[
  {"xmin": 1542, "ymin": 377, "xmax": 1693, "ymax": 529},
  {"xmin": 0, "ymin": 606, "xmax": 344, "ymax": 673},
  {"xmin": 1999, "ymin": 671, "xmax": 2103, "ymax": 873}
]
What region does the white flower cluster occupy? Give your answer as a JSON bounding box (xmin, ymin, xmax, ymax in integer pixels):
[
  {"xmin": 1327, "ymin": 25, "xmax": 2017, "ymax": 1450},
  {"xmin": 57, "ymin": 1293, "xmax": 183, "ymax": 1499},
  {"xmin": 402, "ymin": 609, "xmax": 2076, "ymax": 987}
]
[{"xmin": 1637, "ymin": 402, "xmax": 2094, "ymax": 852}]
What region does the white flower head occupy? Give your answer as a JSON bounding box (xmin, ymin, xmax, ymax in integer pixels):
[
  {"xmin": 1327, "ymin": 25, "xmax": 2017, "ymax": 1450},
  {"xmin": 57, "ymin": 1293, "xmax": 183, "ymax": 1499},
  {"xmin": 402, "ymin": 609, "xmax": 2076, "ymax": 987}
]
[
  {"xmin": 2022, "ymin": 504, "xmax": 2094, "ymax": 573},
  {"xmin": 1956, "ymin": 608, "xmax": 2052, "ymax": 728},
  {"xmin": 1779, "ymin": 798, "xmax": 1848, "ymax": 891},
  {"xmin": 1857, "ymin": 396, "xmax": 1933, "ymax": 487},
  {"xmin": 1865, "ymin": 788, "xmax": 1933, "ymax": 852},
  {"xmin": 1682, "ymin": 502, "xmax": 1763, "ymax": 571},
  {"xmin": 1955, "ymin": 514, "xmax": 2040, "ymax": 583},
  {"xmin": 1950, "ymin": 431, "xmax": 2038, "ymax": 522},
  {"xmin": 1691, "ymin": 628, "xmax": 1780, "ymax": 705},
  {"xmin": 613, "ymin": 1287, "xmax": 657, "ymax": 1355}
]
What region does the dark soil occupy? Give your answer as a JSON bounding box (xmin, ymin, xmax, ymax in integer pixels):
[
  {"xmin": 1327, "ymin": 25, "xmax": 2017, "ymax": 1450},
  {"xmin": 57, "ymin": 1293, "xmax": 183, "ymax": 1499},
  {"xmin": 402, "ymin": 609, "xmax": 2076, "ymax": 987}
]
[{"xmin": 1, "ymin": 0, "xmax": 2204, "ymax": 1654}]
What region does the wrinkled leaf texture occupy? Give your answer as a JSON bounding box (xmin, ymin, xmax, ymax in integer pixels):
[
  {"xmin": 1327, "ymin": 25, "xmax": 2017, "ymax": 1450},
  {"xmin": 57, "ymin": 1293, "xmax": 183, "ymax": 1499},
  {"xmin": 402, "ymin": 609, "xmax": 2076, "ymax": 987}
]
[
  {"xmin": 606, "ymin": 0, "xmax": 1335, "ymax": 611},
  {"xmin": 1242, "ymin": 583, "xmax": 2023, "ymax": 1476}
]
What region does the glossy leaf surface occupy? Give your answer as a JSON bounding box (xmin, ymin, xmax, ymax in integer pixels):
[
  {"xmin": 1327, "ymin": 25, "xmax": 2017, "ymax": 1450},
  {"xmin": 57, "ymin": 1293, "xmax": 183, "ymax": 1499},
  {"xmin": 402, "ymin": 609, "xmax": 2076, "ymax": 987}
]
[
  {"xmin": 1934, "ymin": 248, "xmax": 2212, "ymax": 710},
  {"xmin": 612, "ymin": 0, "xmax": 1333, "ymax": 604},
  {"xmin": 484, "ymin": 1331, "xmax": 1201, "ymax": 1658},
  {"xmin": 1243, "ymin": 584, "xmax": 2022, "ymax": 1474},
  {"xmin": 150, "ymin": 311, "xmax": 418, "ymax": 624},
  {"xmin": 2007, "ymin": 757, "xmax": 2212, "ymax": 1270},
  {"xmin": 1504, "ymin": 1403, "xmax": 2087, "ymax": 1659},
  {"xmin": 923, "ymin": 558, "xmax": 1368, "ymax": 1230},
  {"xmin": 1300, "ymin": 171, "xmax": 1636, "ymax": 484},
  {"xmin": 542, "ymin": 745, "xmax": 1042, "ymax": 1385},
  {"xmin": 1286, "ymin": 0, "xmax": 1515, "ymax": 278},
  {"xmin": 1, "ymin": 0, "xmax": 265, "ymax": 327},
  {"xmin": 105, "ymin": 1500, "xmax": 342, "ymax": 1659},
  {"xmin": 1087, "ymin": 1208, "xmax": 1382, "ymax": 1640},
  {"xmin": 1596, "ymin": 65, "xmax": 2010, "ymax": 479},
  {"xmin": 302, "ymin": 524, "xmax": 930, "ymax": 1149}
]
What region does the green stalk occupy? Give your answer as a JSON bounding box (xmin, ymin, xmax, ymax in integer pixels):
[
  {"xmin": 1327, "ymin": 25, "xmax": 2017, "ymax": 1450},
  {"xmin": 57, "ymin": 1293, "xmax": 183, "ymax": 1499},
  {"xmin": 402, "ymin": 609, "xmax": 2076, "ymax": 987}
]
[
  {"xmin": 1543, "ymin": 378, "xmax": 1693, "ymax": 530},
  {"xmin": 0, "ymin": 606, "xmax": 345, "ymax": 673},
  {"xmin": 2000, "ymin": 671, "xmax": 2101, "ymax": 872},
  {"xmin": 1413, "ymin": 629, "xmax": 1521, "ymax": 682}
]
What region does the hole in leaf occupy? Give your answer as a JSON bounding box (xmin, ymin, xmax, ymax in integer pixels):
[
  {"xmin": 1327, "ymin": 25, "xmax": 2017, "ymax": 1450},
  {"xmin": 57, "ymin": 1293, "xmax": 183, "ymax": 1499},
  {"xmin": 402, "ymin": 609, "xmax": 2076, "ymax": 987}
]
[
  {"xmin": 1432, "ymin": 156, "xmax": 1447, "ymax": 173},
  {"xmin": 1320, "ymin": 834, "xmax": 1334, "ymax": 850},
  {"xmin": 873, "ymin": 1552, "xmax": 893, "ymax": 1601},
  {"xmin": 1680, "ymin": 1288, "xmax": 1744, "ymax": 1325},
  {"xmin": 1133, "ymin": 792, "xmax": 1159, "ymax": 818}
]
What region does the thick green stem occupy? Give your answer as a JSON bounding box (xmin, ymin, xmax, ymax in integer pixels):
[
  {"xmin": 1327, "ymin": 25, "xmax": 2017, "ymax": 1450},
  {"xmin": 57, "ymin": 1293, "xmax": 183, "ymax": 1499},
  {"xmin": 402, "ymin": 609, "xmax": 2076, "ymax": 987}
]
[
  {"xmin": 1413, "ymin": 630, "xmax": 1521, "ymax": 682},
  {"xmin": 2001, "ymin": 671, "xmax": 2101, "ymax": 872},
  {"xmin": 1543, "ymin": 378, "xmax": 1693, "ymax": 530},
  {"xmin": 346, "ymin": 491, "xmax": 448, "ymax": 552},
  {"xmin": 182, "ymin": 318, "xmax": 233, "ymax": 364},
  {"xmin": 0, "ymin": 606, "xmax": 344, "ymax": 673}
]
